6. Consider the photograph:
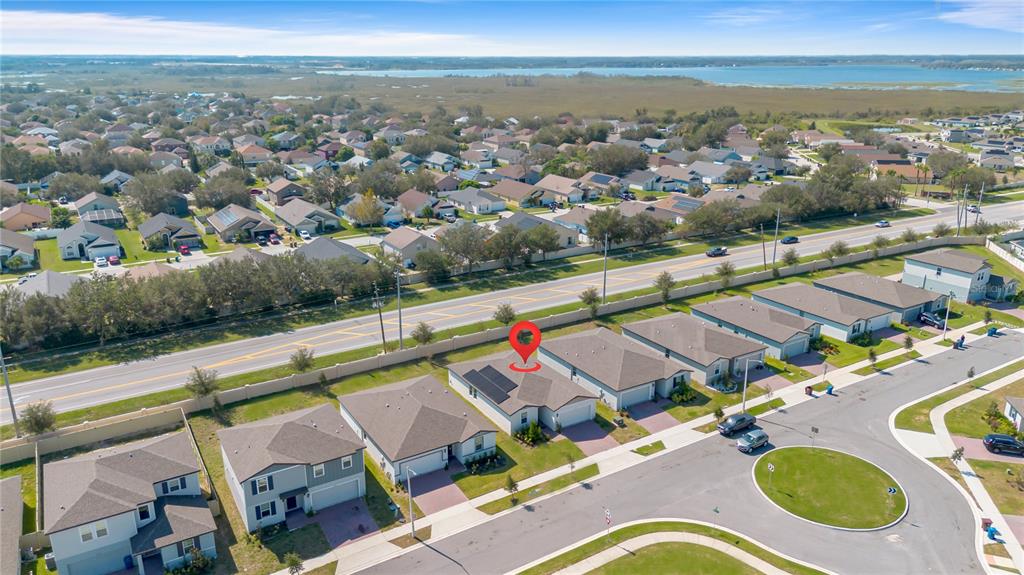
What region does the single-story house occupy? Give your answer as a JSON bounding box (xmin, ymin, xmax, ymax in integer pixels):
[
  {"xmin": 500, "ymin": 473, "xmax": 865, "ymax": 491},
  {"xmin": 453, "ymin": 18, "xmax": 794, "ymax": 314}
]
[
  {"xmin": 553, "ymin": 205, "xmax": 598, "ymax": 235},
  {"xmin": 138, "ymin": 213, "xmax": 203, "ymax": 250},
  {"xmin": 448, "ymin": 352, "xmax": 598, "ymax": 434},
  {"xmin": 1004, "ymin": 397, "xmax": 1024, "ymax": 432},
  {"xmin": 460, "ymin": 149, "xmax": 494, "ymax": 169},
  {"xmin": 265, "ymin": 178, "xmax": 306, "ymax": 206},
  {"xmin": 812, "ymin": 272, "xmax": 948, "ymax": 323},
  {"xmin": 539, "ymin": 327, "xmax": 692, "ymax": 410},
  {"xmin": 0, "ymin": 228, "xmax": 36, "ymax": 270},
  {"xmin": 238, "ymin": 144, "xmax": 273, "ymax": 166},
  {"xmin": 621, "ymin": 313, "xmax": 767, "ymax": 386},
  {"xmin": 275, "ymin": 199, "xmax": 341, "ymax": 235},
  {"xmin": 617, "ymin": 201, "xmax": 680, "ymax": 225},
  {"xmin": 338, "ymin": 375, "xmax": 498, "ymax": 483},
  {"xmin": 902, "ymin": 248, "xmax": 1018, "ymax": 302},
  {"xmin": 208, "ymin": 204, "xmax": 276, "ymax": 242},
  {"xmin": 339, "ymin": 195, "xmax": 404, "ymax": 227},
  {"xmin": 74, "ymin": 191, "xmax": 120, "ymax": 214},
  {"xmin": 690, "ymin": 296, "xmax": 821, "ymax": 360},
  {"xmin": 687, "ymin": 161, "xmax": 732, "ymax": 185},
  {"xmin": 622, "ymin": 170, "xmax": 669, "ymax": 192},
  {"xmin": 578, "ymin": 172, "xmax": 621, "ymax": 195},
  {"xmin": 149, "ymin": 151, "xmax": 184, "ymax": 170},
  {"xmin": 218, "ymin": 405, "xmax": 366, "ymax": 533},
  {"xmin": 101, "ymin": 169, "xmax": 134, "ymax": 191},
  {"xmin": 271, "ymin": 131, "xmax": 303, "ymax": 150},
  {"xmin": 396, "ymin": 188, "xmax": 437, "ymax": 218},
  {"xmin": 446, "ymin": 188, "xmax": 506, "ymax": 215},
  {"xmin": 14, "ymin": 269, "xmax": 82, "ymax": 297},
  {"xmin": 423, "ymin": 151, "xmax": 458, "ymax": 172},
  {"xmin": 0, "ymin": 476, "xmax": 21, "ymax": 575},
  {"xmin": 0, "ymin": 202, "xmax": 50, "ymax": 230},
  {"xmin": 216, "ymin": 246, "xmax": 272, "ymax": 265},
  {"xmin": 536, "ymin": 174, "xmax": 587, "ymax": 203},
  {"xmin": 752, "ymin": 283, "xmax": 895, "ymax": 342},
  {"xmin": 493, "ymin": 164, "xmax": 540, "ymax": 185},
  {"xmin": 491, "ymin": 179, "xmax": 545, "ymax": 206},
  {"xmin": 494, "ymin": 212, "xmax": 579, "ymax": 248},
  {"xmin": 381, "ymin": 226, "xmax": 441, "ymax": 267},
  {"xmin": 44, "ymin": 432, "xmax": 216, "ymax": 575},
  {"xmin": 57, "ymin": 221, "xmax": 121, "ymax": 260},
  {"xmin": 80, "ymin": 208, "xmax": 126, "ymax": 228},
  {"xmin": 294, "ymin": 236, "xmax": 371, "ymax": 265}
]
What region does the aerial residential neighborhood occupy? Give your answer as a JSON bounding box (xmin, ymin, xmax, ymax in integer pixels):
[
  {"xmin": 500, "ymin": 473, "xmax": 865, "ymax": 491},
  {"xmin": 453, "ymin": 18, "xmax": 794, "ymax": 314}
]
[{"xmin": 0, "ymin": 3, "xmax": 1023, "ymax": 575}]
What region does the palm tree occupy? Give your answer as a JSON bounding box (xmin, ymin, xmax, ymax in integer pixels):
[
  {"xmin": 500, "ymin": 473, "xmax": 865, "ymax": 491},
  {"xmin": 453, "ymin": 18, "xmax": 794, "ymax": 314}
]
[{"xmin": 918, "ymin": 164, "xmax": 930, "ymax": 197}]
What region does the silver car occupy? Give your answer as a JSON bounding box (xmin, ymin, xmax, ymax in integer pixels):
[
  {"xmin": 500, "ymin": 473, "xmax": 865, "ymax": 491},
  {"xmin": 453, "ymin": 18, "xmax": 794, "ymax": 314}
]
[{"xmin": 737, "ymin": 429, "xmax": 769, "ymax": 453}]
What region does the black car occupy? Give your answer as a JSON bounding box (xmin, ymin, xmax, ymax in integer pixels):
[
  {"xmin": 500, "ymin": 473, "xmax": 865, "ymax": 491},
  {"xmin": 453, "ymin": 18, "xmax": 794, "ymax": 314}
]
[
  {"xmin": 918, "ymin": 311, "xmax": 945, "ymax": 329},
  {"xmin": 717, "ymin": 413, "xmax": 756, "ymax": 436},
  {"xmin": 780, "ymin": 236, "xmax": 799, "ymax": 245},
  {"xmin": 983, "ymin": 434, "xmax": 1024, "ymax": 455},
  {"xmin": 256, "ymin": 237, "xmax": 269, "ymax": 247},
  {"xmin": 705, "ymin": 246, "xmax": 728, "ymax": 257}
]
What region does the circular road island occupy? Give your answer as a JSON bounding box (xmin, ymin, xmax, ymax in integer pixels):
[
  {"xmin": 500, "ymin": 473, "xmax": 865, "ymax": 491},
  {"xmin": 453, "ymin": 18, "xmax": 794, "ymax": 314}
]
[{"xmin": 753, "ymin": 446, "xmax": 908, "ymax": 530}]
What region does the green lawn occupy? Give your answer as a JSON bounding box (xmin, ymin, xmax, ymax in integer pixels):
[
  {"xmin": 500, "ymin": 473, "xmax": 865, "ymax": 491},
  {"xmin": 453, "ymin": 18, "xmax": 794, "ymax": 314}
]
[
  {"xmin": 753, "ymin": 447, "xmax": 906, "ymax": 529},
  {"xmin": 590, "ymin": 542, "xmax": 761, "ymax": 575},
  {"xmin": 452, "ymin": 434, "xmax": 585, "ymax": 499},
  {"xmin": 945, "ymin": 378, "xmax": 1024, "ymax": 439},
  {"xmin": 595, "ymin": 402, "xmax": 650, "ymax": 444},
  {"xmin": 304, "ymin": 562, "xmax": 338, "ymax": 575},
  {"xmin": 852, "ymin": 351, "xmax": 922, "ymax": 376},
  {"xmin": 34, "ymin": 238, "xmax": 93, "ymax": 272},
  {"xmin": 894, "ymin": 360, "xmax": 1024, "ymax": 433},
  {"xmin": 764, "ymin": 356, "xmax": 814, "ymax": 384},
  {"xmin": 519, "ymin": 520, "xmax": 827, "ymax": 575},
  {"xmin": 890, "ymin": 322, "xmax": 935, "ymax": 342},
  {"xmin": 968, "ymin": 459, "xmax": 1024, "ymax": 516},
  {"xmin": 477, "ymin": 463, "xmax": 599, "ymax": 515},
  {"xmin": 662, "ymin": 381, "xmax": 766, "ymax": 424},
  {"xmin": 0, "ymin": 459, "xmax": 37, "ymax": 534},
  {"xmin": 747, "ymin": 398, "xmax": 786, "ymax": 417},
  {"xmin": 364, "ymin": 452, "xmax": 422, "ymax": 530},
  {"xmin": 115, "ymin": 229, "xmax": 177, "ymax": 264},
  {"xmin": 21, "ymin": 556, "xmax": 55, "ymax": 575},
  {"xmin": 818, "ymin": 336, "xmax": 900, "ymax": 368},
  {"xmin": 945, "ymin": 301, "xmax": 1024, "ymax": 330},
  {"xmin": 632, "ymin": 440, "xmax": 666, "ymax": 457},
  {"xmin": 927, "ymin": 457, "xmax": 973, "ymax": 500}
]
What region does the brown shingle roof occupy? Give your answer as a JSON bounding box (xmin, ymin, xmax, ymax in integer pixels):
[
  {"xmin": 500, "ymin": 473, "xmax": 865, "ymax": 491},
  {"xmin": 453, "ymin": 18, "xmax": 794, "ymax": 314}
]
[
  {"xmin": 813, "ymin": 272, "xmax": 943, "ymax": 310},
  {"xmin": 449, "ymin": 352, "xmax": 597, "ymax": 415},
  {"xmin": 130, "ymin": 495, "xmax": 216, "ymax": 555},
  {"xmin": 622, "ymin": 313, "xmax": 766, "ymax": 368},
  {"xmin": 754, "ymin": 283, "xmax": 892, "ymax": 326},
  {"xmin": 0, "ymin": 201, "xmax": 50, "ymax": 223},
  {"xmin": 691, "ymin": 296, "xmax": 819, "ymax": 345},
  {"xmin": 0, "ymin": 476, "xmax": 21, "ymax": 575},
  {"xmin": 906, "ymin": 248, "xmax": 990, "ymax": 275}
]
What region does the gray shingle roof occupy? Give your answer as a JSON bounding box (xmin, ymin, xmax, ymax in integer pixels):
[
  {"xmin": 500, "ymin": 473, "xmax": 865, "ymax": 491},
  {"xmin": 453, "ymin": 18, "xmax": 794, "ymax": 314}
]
[
  {"xmin": 449, "ymin": 351, "xmax": 597, "ymax": 415},
  {"xmin": 0, "ymin": 476, "xmax": 21, "ymax": 575},
  {"xmin": 138, "ymin": 213, "xmax": 199, "ymax": 240},
  {"xmin": 130, "ymin": 495, "xmax": 216, "ymax": 555},
  {"xmin": 0, "ymin": 228, "xmax": 35, "ymax": 255},
  {"xmin": 294, "ymin": 236, "xmax": 370, "ymax": 264},
  {"xmin": 339, "ymin": 375, "xmax": 496, "ymax": 462},
  {"xmin": 906, "ymin": 248, "xmax": 990, "ymax": 274},
  {"xmin": 218, "ymin": 404, "xmax": 364, "ymax": 482},
  {"xmin": 216, "ymin": 246, "xmax": 272, "ymax": 265},
  {"xmin": 14, "ymin": 270, "xmax": 82, "ymax": 298},
  {"xmin": 622, "ymin": 313, "xmax": 767, "ymax": 367},
  {"xmin": 43, "ymin": 431, "xmax": 200, "ymax": 534},
  {"xmin": 275, "ymin": 198, "xmax": 337, "ymax": 228},
  {"xmin": 691, "ymin": 296, "xmax": 819, "ymax": 345},
  {"xmin": 540, "ymin": 327, "xmax": 692, "ymax": 391},
  {"xmin": 56, "ymin": 221, "xmax": 119, "ymax": 248},
  {"xmin": 754, "ymin": 283, "xmax": 892, "ymax": 326},
  {"xmin": 813, "ymin": 272, "xmax": 943, "ymax": 310},
  {"xmin": 382, "ymin": 227, "xmax": 439, "ymax": 252}
]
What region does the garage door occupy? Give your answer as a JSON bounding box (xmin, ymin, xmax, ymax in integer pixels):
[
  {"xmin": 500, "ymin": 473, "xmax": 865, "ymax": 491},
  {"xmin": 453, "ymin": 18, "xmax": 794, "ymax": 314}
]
[
  {"xmin": 310, "ymin": 478, "xmax": 360, "ymax": 511},
  {"xmin": 620, "ymin": 384, "xmax": 653, "ymax": 409},
  {"xmin": 781, "ymin": 337, "xmax": 809, "ymax": 360},
  {"xmin": 555, "ymin": 400, "xmax": 594, "ymax": 428},
  {"xmin": 400, "ymin": 449, "xmax": 445, "ymax": 478}
]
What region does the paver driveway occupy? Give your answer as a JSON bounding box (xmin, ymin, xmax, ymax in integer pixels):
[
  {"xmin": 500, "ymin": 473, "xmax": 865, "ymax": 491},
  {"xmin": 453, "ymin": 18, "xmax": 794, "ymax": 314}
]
[
  {"xmin": 410, "ymin": 469, "xmax": 468, "ymax": 515},
  {"xmin": 953, "ymin": 436, "xmax": 1024, "ymax": 465},
  {"xmin": 559, "ymin": 421, "xmax": 619, "ymax": 456},
  {"xmin": 287, "ymin": 501, "xmax": 379, "ymax": 547},
  {"xmin": 629, "ymin": 399, "xmax": 679, "ymax": 433}
]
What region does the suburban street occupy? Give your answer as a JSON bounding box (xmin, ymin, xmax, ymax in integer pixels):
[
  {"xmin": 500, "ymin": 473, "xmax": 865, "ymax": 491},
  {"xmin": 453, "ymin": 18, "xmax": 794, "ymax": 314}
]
[
  {"xmin": 356, "ymin": 331, "xmax": 1024, "ymax": 575},
  {"xmin": 4, "ymin": 200, "xmax": 1021, "ymax": 423}
]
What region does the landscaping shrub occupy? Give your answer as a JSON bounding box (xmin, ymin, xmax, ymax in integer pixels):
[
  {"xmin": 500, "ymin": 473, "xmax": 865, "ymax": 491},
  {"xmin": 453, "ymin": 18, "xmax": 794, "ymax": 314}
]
[
  {"xmin": 670, "ymin": 383, "xmax": 697, "ymax": 404},
  {"xmin": 514, "ymin": 421, "xmax": 546, "ymax": 446}
]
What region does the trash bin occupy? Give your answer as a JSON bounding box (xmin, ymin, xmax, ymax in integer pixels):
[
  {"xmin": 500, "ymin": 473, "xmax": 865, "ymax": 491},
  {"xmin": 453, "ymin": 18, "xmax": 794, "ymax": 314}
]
[
  {"xmin": 805, "ymin": 385, "xmax": 813, "ymax": 396},
  {"xmin": 987, "ymin": 326, "xmax": 998, "ymax": 336},
  {"xmin": 981, "ymin": 518, "xmax": 993, "ymax": 531}
]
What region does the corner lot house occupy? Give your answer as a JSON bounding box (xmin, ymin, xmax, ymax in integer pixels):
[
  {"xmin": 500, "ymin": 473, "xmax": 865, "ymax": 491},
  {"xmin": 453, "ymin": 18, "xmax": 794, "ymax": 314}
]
[
  {"xmin": 495, "ymin": 212, "xmax": 579, "ymax": 248},
  {"xmin": 338, "ymin": 375, "xmax": 497, "ymax": 483},
  {"xmin": 0, "ymin": 228, "xmax": 37, "ymax": 270},
  {"xmin": 446, "ymin": 188, "xmax": 506, "ymax": 215},
  {"xmin": 138, "ymin": 213, "xmax": 202, "ymax": 251},
  {"xmin": 381, "ymin": 226, "xmax": 440, "ymax": 267},
  {"xmin": 752, "ymin": 284, "xmax": 894, "ymax": 342},
  {"xmin": 539, "ymin": 327, "xmax": 691, "ymax": 409},
  {"xmin": 294, "ymin": 236, "xmax": 371, "ymax": 265},
  {"xmin": 0, "ymin": 201, "xmax": 50, "ymax": 230},
  {"xmin": 622, "ymin": 314, "xmax": 766, "ymax": 386},
  {"xmin": 275, "ymin": 199, "xmax": 341, "ymax": 235},
  {"xmin": 208, "ymin": 204, "xmax": 276, "ymax": 242},
  {"xmin": 691, "ymin": 296, "xmax": 820, "ymax": 359},
  {"xmin": 902, "ymin": 248, "xmax": 1018, "ymax": 302},
  {"xmin": 58, "ymin": 221, "xmax": 121, "ymax": 260},
  {"xmin": 43, "ymin": 431, "xmax": 216, "ymax": 575},
  {"xmin": 0, "ymin": 476, "xmax": 21, "ymax": 575},
  {"xmin": 217, "ymin": 405, "xmax": 366, "ymax": 533},
  {"xmin": 265, "ymin": 178, "xmax": 306, "ymax": 206},
  {"xmin": 812, "ymin": 272, "xmax": 947, "ymax": 323},
  {"xmin": 448, "ymin": 352, "xmax": 597, "ymax": 434}
]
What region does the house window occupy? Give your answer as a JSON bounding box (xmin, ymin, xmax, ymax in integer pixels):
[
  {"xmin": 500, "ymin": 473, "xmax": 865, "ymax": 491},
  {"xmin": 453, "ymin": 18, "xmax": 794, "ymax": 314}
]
[
  {"xmin": 313, "ymin": 464, "xmax": 325, "ymax": 478},
  {"xmin": 256, "ymin": 477, "xmax": 270, "ymax": 494},
  {"xmin": 935, "ymin": 268, "xmax": 942, "ymax": 276},
  {"xmin": 79, "ymin": 526, "xmax": 93, "ymax": 543},
  {"xmin": 852, "ymin": 324, "xmax": 861, "ymax": 334},
  {"xmin": 475, "ymin": 435, "xmax": 484, "ymax": 451},
  {"xmin": 570, "ymin": 367, "xmax": 577, "ymax": 378},
  {"xmin": 138, "ymin": 505, "xmax": 151, "ymax": 521},
  {"xmin": 342, "ymin": 456, "xmax": 353, "ymax": 470},
  {"xmin": 95, "ymin": 521, "xmax": 108, "ymax": 539},
  {"xmin": 520, "ymin": 412, "xmax": 528, "ymax": 424},
  {"xmin": 469, "ymin": 387, "xmax": 477, "ymax": 398},
  {"xmin": 256, "ymin": 502, "xmax": 273, "ymax": 519},
  {"xmin": 714, "ymin": 366, "xmax": 720, "ymax": 375},
  {"xmin": 182, "ymin": 538, "xmax": 196, "ymax": 556}
]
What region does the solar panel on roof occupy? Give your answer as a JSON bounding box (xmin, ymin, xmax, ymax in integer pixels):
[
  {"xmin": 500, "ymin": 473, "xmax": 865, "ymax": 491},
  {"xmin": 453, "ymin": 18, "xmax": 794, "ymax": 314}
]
[
  {"xmin": 591, "ymin": 174, "xmax": 613, "ymax": 185},
  {"xmin": 215, "ymin": 209, "xmax": 239, "ymax": 225},
  {"xmin": 672, "ymin": 197, "xmax": 704, "ymax": 211},
  {"xmin": 465, "ymin": 365, "xmax": 517, "ymax": 404}
]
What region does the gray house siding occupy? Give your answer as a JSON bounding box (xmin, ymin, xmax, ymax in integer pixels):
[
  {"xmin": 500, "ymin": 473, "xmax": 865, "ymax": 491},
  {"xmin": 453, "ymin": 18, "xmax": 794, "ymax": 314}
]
[
  {"xmin": 158, "ymin": 532, "xmax": 216, "ymax": 571},
  {"xmin": 902, "ymin": 260, "xmax": 987, "ymax": 302},
  {"xmin": 749, "ymin": 295, "xmax": 886, "ymax": 342},
  {"xmin": 51, "ymin": 511, "xmax": 137, "ymax": 575},
  {"xmin": 619, "ymin": 329, "xmax": 727, "ymax": 386},
  {"xmin": 689, "ymin": 309, "xmax": 816, "ymax": 360}
]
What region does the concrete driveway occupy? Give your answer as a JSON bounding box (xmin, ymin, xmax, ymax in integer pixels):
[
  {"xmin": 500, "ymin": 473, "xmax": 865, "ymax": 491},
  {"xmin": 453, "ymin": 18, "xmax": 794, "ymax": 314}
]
[
  {"xmin": 287, "ymin": 501, "xmax": 379, "ymax": 548},
  {"xmin": 559, "ymin": 421, "xmax": 619, "ymax": 456},
  {"xmin": 628, "ymin": 399, "xmax": 679, "ymax": 434},
  {"xmin": 953, "ymin": 436, "xmax": 1024, "ymax": 464},
  {"xmin": 410, "ymin": 469, "xmax": 468, "ymax": 515}
]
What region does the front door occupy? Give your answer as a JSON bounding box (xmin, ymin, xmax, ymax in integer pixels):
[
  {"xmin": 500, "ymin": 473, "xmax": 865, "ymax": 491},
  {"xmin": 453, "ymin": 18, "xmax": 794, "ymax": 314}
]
[{"xmin": 285, "ymin": 495, "xmax": 298, "ymax": 511}]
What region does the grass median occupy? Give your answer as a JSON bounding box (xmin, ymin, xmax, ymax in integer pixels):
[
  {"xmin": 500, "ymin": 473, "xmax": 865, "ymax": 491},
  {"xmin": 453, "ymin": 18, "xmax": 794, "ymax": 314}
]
[{"xmin": 477, "ymin": 463, "xmax": 599, "ymax": 515}]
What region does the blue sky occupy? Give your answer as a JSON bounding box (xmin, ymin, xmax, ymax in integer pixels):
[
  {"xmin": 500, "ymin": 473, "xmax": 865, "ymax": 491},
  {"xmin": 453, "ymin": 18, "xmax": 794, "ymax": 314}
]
[{"xmin": 2, "ymin": 1, "xmax": 1022, "ymax": 56}]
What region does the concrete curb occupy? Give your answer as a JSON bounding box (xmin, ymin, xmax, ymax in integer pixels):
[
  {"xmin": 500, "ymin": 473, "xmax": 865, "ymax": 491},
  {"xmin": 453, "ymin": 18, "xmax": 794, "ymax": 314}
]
[{"xmin": 749, "ymin": 445, "xmax": 909, "ymax": 532}]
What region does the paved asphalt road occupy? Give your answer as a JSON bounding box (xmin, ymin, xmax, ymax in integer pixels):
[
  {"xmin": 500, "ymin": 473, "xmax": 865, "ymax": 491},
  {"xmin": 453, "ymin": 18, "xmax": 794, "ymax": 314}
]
[
  {"xmin": 358, "ymin": 331, "xmax": 1024, "ymax": 575},
  {"xmin": 5, "ymin": 201, "xmax": 1021, "ymax": 423}
]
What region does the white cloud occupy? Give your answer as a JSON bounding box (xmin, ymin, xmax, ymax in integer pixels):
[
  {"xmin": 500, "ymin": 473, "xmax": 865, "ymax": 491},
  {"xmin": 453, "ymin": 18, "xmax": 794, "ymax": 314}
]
[
  {"xmin": 937, "ymin": 0, "xmax": 1024, "ymax": 33},
  {"xmin": 706, "ymin": 7, "xmax": 784, "ymax": 26},
  {"xmin": 0, "ymin": 10, "xmax": 491, "ymax": 56}
]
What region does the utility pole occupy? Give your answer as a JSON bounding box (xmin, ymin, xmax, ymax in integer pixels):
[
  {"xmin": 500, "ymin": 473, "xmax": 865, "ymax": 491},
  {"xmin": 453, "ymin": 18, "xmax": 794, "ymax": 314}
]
[
  {"xmin": 395, "ymin": 269, "xmax": 404, "ymax": 350},
  {"xmin": 741, "ymin": 358, "xmax": 760, "ymax": 413},
  {"xmin": 955, "ymin": 184, "xmax": 966, "ymax": 237},
  {"xmin": 601, "ymin": 232, "xmax": 609, "ymax": 304},
  {"xmin": 760, "ymin": 224, "xmax": 767, "ymax": 271},
  {"xmin": 942, "ymin": 291, "xmax": 954, "ymax": 342},
  {"xmin": 974, "ymin": 183, "xmax": 985, "ymax": 226},
  {"xmin": 406, "ymin": 469, "xmax": 418, "ymax": 538},
  {"xmin": 0, "ymin": 343, "xmax": 20, "ymax": 438},
  {"xmin": 372, "ymin": 283, "xmax": 387, "ymax": 353},
  {"xmin": 770, "ymin": 207, "xmax": 781, "ymax": 267}
]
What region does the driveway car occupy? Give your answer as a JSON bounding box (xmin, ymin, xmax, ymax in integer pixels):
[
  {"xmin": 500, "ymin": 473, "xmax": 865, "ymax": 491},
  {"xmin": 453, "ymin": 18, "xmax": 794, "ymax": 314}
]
[
  {"xmin": 918, "ymin": 311, "xmax": 945, "ymax": 329},
  {"xmin": 966, "ymin": 205, "xmax": 981, "ymax": 214},
  {"xmin": 178, "ymin": 244, "xmax": 191, "ymax": 256},
  {"xmin": 107, "ymin": 255, "xmax": 121, "ymax": 265},
  {"xmin": 780, "ymin": 236, "xmax": 799, "ymax": 244},
  {"xmin": 705, "ymin": 246, "xmax": 728, "ymax": 257},
  {"xmin": 736, "ymin": 429, "xmax": 769, "ymax": 453},
  {"xmin": 299, "ymin": 230, "xmax": 312, "ymax": 240},
  {"xmin": 983, "ymin": 434, "xmax": 1024, "ymax": 455},
  {"xmin": 257, "ymin": 237, "xmax": 269, "ymax": 246},
  {"xmin": 875, "ymin": 220, "xmax": 891, "ymax": 228},
  {"xmin": 717, "ymin": 413, "xmax": 756, "ymax": 436},
  {"xmin": 94, "ymin": 256, "xmax": 108, "ymax": 267}
]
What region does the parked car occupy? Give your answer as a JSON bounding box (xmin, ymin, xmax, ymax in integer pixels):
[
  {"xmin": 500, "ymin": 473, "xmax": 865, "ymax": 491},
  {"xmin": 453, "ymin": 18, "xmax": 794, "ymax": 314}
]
[
  {"xmin": 780, "ymin": 236, "xmax": 799, "ymax": 245},
  {"xmin": 717, "ymin": 413, "xmax": 756, "ymax": 436},
  {"xmin": 299, "ymin": 230, "xmax": 312, "ymax": 240},
  {"xmin": 445, "ymin": 214, "xmax": 458, "ymax": 223},
  {"xmin": 875, "ymin": 220, "xmax": 891, "ymax": 228},
  {"xmin": 249, "ymin": 188, "xmax": 263, "ymax": 195},
  {"xmin": 107, "ymin": 255, "xmax": 121, "ymax": 265},
  {"xmin": 983, "ymin": 434, "xmax": 1024, "ymax": 455},
  {"xmin": 705, "ymin": 246, "xmax": 728, "ymax": 257},
  {"xmin": 269, "ymin": 234, "xmax": 281, "ymax": 245},
  {"xmin": 966, "ymin": 205, "xmax": 981, "ymax": 214},
  {"xmin": 918, "ymin": 311, "xmax": 945, "ymax": 329},
  {"xmin": 736, "ymin": 429, "xmax": 769, "ymax": 453},
  {"xmin": 94, "ymin": 257, "xmax": 108, "ymax": 267},
  {"xmin": 386, "ymin": 221, "xmax": 401, "ymax": 229},
  {"xmin": 178, "ymin": 244, "xmax": 191, "ymax": 256},
  {"xmin": 58, "ymin": 196, "xmax": 68, "ymax": 204},
  {"xmin": 256, "ymin": 237, "xmax": 269, "ymax": 246}
]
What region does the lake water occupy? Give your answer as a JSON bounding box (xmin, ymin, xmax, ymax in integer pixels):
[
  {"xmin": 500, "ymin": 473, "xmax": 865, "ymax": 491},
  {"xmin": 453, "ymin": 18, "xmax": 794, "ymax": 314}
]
[{"xmin": 317, "ymin": 64, "xmax": 1021, "ymax": 92}]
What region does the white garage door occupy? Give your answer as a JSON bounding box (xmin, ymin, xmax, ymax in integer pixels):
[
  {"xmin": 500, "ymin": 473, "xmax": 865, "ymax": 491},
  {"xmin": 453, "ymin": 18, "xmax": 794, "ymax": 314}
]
[
  {"xmin": 620, "ymin": 384, "xmax": 653, "ymax": 409},
  {"xmin": 310, "ymin": 478, "xmax": 360, "ymax": 510},
  {"xmin": 555, "ymin": 400, "xmax": 594, "ymax": 429},
  {"xmin": 400, "ymin": 449, "xmax": 445, "ymax": 478}
]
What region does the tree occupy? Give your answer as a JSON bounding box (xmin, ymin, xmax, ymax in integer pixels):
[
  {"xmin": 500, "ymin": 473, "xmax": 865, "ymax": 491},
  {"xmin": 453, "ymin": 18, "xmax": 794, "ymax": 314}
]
[
  {"xmin": 903, "ymin": 334, "xmax": 914, "ymax": 353},
  {"xmin": 284, "ymin": 552, "xmax": 304, "ymax": 575},
  {"xmin": 588, "ymin": 145, "xmax": 648, "ymax": 176},
  {"xmin": 308, "ymin": 170, "xmax": 349, "ymax": 211},
  {"xmin": 45, "ymin": 173, "xmax": 103, "ymax": 201},
  {"xmin": 900, "ymin": 229, "xmax": 919, "ymax": 243},
  {"xmin": 254, "ymin": 160, "xmax": 285, "ymax": 180},
  {"xmin": 579, "ymin": 286, "xmax": 600, "ymax": 319},
  {"xmin": 20, "ymin": 401, "xmax": 56, "ymax": 435},
  {"xmin": 349, "ymin": 190, "xmax": 384, "ymax": 226},
  {"xmin": 817, "ymin": 143, "xmax": 843, "ymax": 163},
  {"xmin": 413, "ymin": 249, "xmax": 450, "ymax": 283},
  {"xmin": 712, "ymin": 404, "xmax": 724, "ymax": 423},
  {"xmin": 123, "ymin": 173, "xmax": 193, "ymax": 216},
  {"xmin": 504, "ymin": 473, "xmax": 519, "ymax": 504},
  {"xmin": 684, "ymin": 200, "xmax": 743, "ymax": 237},
  {"xmin": 488, "ymin": 224, "xmax": 531, "ymax": 268},
  {"xmin": 653, "ymin": 271, "xmax": 676, "ymax": 306},
  {"xmin": 781, "ymin": 247, "xmax": 800, "ymax": 267},
  {"xmin": 195, "ymin": 173, "xmax": 251, "ymax": 210},
  {"xmin": 50, "ymin": 206, "xmax": 72, "ymax": 228},
  {"xmin": 724, "ymin": 166, "xmax": 752, "ymax": 184},
  {"xmin": 826, "ymin": 240, "xmax": 849, "ymax": 264},
  {"xmin": 932, "ymin": 222, "xmax": 951, "ymax": 237},
  {"xmin": 367, "ymin": 139, "xmax": 391, "ymax": 160},
  {"xmin": 290, "ymin": 347, "xmax": 315, "ymax": 372},
  {"xmin": 686, "ymin": 181, "xmax": 705, "ymax": 198},
  {"xmin": 439, "ymin": 222, "xmax": 491, "ymax": 272},
  {"xmin": 525, "ymin": 223, "xmax": 561, "ymax": 260},
  {"xmin": 585, "ymin": 208, "xmax": 630, "ymax": 248},
  {"xmin": 867, "ymin": 347, "xmax": 877, "ymax": 368},
  {"xmin": 630, "ymin": 213, "xmax": 670, "ymax": 245},
  {"xmin": 984, "ymin": 309, "xmax": 993, "ymax": 326},
  {"xmin": 715, "ymin": 261, "xmax": 736, "ymax": 288},
  {"xmin": 411, "ymin": 321, "xmax": 435, "ymax": 346},
  {"xmin": 493, "ymin": 303, "xmax": 517, "ymax": 326},
  {"xmin": 184, "ymin": 367, "xmax": 219, "ymax": 399}
]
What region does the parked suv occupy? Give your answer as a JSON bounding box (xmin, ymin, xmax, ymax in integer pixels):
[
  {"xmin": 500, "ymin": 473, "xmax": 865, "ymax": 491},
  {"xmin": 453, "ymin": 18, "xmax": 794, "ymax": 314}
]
[
  {"xmin": 705, "ymin": 246, "xmax": 728, "ymax": 257},
  {"xmin": 918, "ymin": 311, "xmax": 945, "ymax": 329},
  {"xmin": 736, "ymin": 429, "xmax": 769, "ymax": 453},
  {"xmin": 983, "ymin": 434, "xmax": 1024, "ymax": 455},
  {"xmin": 717, "ymin": 413, "xmax": 756, "ymax": 436}
]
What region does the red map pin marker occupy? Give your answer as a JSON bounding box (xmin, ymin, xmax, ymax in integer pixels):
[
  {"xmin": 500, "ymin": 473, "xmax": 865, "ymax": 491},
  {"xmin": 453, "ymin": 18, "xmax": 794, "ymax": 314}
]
[{"xmin": 508, "ymin": 320, "xmax": 542, "ymax": 372}]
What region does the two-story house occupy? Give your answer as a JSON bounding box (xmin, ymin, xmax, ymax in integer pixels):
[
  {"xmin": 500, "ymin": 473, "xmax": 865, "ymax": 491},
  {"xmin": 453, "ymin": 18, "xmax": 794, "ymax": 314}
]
[
  {"xmin": 43, "ymin": 431, "xmax": 217, "ymax": 575},
  {"xmin": 217, "ymin": 404, "xmax": 366, "ymax": 533},
  {"xmin": 902, "ymin": 248, "xmax": 1018, "ymax": 302}
]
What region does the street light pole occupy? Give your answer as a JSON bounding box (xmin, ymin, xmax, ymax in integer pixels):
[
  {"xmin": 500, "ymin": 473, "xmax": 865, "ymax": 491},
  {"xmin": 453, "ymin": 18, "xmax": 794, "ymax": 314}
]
[
  {"xmin": 405, "ymin": 468, "xmax": 418, "ymax": 537},
  {"xmin": 395, "ymin": 269, "xmax": 404, "ymax": 350},
  {"xmin": 741, "ymin": 357, "xmax": 761, "ymax": 413},
  {"xmin": 372, "ymin": 283, "xmax": 387, "ymax": 353},
  {"xmin": 975, "ymin": 183, "xmax": 985, "ymax": 226},
  {"xmin": 601, "ymin": 232, "xmax": 609, "ymax": 304},
  {"xmin": 0, "ymin": 343, "xmax": 20, "ymax": 438},
  {"xmin": 942, "ymin": 291, "xmax": 954, "ymax": 342},
  {"xmin": 770, "ymin": 207, "xmax": 781, "ymax": 267},
  {"xmin": 760, "ymin": 224, "xmax": 767, "ymax": 271}
]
